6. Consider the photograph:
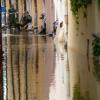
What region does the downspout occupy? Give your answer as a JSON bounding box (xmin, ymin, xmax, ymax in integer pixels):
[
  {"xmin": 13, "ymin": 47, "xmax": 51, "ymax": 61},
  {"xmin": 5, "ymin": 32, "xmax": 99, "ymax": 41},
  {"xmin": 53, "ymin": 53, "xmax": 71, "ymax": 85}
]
[
  {"xmin": 34, "ymin": 0, "xmax": 38, "ymax": 26},
  {"xmin": 9, "ymin": 0, "xmax": 11, "ymax": 7},
  {"xmin": 24, "ymin": 0, "xmax": 26, "ymax": 12},
  {"xmin": 16, "ymin": 0, "xmax": 19, "ymax": 20}
]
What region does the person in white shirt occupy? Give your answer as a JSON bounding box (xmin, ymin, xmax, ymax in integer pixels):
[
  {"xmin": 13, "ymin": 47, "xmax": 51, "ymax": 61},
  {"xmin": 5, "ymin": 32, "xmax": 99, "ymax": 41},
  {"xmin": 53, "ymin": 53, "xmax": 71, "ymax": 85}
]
[{"xmin": 54, "ymin": 18, "xmax": 67, "ymax": 44}]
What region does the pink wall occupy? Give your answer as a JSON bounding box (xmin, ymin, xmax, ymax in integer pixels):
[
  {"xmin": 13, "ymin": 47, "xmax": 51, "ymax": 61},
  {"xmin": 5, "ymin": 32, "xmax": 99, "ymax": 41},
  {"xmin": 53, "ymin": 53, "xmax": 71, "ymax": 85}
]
[{"xmin": 45, "ymin": 0, "xmax": 55, "ymax": 33}]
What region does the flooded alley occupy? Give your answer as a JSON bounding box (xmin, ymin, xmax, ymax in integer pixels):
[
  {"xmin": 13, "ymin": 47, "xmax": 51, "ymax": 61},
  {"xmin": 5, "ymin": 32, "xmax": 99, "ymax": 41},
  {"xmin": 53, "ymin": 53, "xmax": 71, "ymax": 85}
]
[
  {"xmin": 2, "ymin": 31, "xmax": 70, "ymax": 100},
  {"xmin": 1, "ymin": 0, "xmax": 100, "ymax": 100}
]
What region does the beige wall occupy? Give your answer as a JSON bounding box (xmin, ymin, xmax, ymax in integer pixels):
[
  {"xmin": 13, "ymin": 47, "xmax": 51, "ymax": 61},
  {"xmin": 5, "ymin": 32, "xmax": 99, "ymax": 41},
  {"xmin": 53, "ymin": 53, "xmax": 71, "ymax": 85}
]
[
  {"xmin": 68, "ymin": 0, "xmax": 100, "ymax": 100},
  {"xmin": 37, "ymin": 0, "xmax": 43, "ymax": 31},
  {"xmin": 18, "ymin": 0, "xmax": 24, "ymax": 20}
]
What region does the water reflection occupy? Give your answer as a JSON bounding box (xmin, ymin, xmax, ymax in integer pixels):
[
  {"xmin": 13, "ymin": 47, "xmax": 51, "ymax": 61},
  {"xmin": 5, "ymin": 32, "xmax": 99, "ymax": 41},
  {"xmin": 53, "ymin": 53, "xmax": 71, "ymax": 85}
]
[{"xmin": 2, "ymin": 32, "xmax": 70, "ymax": 100}]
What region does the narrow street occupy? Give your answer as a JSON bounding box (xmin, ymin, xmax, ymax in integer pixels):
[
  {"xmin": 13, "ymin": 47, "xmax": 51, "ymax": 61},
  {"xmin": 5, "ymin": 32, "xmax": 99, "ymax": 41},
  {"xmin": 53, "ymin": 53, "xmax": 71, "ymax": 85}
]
[
  {"xmin": 0, "ymin": 0, "xmax": 100, "ymax": 100},
  {"xmin": 2, "ymin": 31, "xmax": 70, "ymax": 100}
]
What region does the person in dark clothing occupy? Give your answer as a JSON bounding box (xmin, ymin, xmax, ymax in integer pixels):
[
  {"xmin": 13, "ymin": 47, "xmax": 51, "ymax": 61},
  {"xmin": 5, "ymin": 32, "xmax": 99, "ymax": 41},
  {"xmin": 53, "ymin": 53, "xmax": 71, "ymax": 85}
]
[
  {"xmin": 16, "ymin": 11, "xmax": 32, "ymax": 31},
  {"xmin": 53, "ymin": 20, "xmax": 58, "ymax": 34},
  {"xmin": 39, "ymin": 14, "xmax": 46, "ymax": 34},
  {"xmin": 8, "ymin": 5, "xmax": 17, "ymax": 28}
]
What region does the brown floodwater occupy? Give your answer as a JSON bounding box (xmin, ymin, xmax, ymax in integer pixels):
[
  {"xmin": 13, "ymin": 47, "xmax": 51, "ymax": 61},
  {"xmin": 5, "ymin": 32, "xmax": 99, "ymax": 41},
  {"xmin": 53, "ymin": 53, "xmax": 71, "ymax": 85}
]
[{"xmin": 2, "ymin": 31, "xmax": 70, "ymax": 100}]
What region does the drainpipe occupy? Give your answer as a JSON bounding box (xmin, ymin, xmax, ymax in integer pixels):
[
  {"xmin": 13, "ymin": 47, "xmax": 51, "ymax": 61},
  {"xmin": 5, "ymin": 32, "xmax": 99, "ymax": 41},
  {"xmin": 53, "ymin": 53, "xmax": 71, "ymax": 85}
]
[
  {"xmin": 34, "ymin": 0, "xmax": 38, "ymax": 26},
  {"xmin": 16, "ymin": 0, "xmax": 19, "ymax": 20},
  {"xmin": 9, "ymin": 0, "xmax": 11, "ymax": 7},
  {"xmin": 24, "ymin": 0, "xmax": 26, "ymax": 12},
  {"xmin": 0, "ymin": 0, "xmax": 3, "ymax": 99}
]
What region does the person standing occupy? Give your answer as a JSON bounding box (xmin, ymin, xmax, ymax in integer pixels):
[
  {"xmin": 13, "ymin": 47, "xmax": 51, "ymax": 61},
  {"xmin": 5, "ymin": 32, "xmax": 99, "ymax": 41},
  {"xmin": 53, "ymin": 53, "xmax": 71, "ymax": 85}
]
[
  {"xmin": 8, "ymin": 4, "xmax": 17, "ymax": 28},
  {"xmin": 39, "ymin": 14, "xmax": 46, "ymax": 34},
  {"xmin": 53, "ymin": 20, "xmax": 59, "ymax": 34},
  {"xmin": 54, "ymin": 19, "xmax": 67, "ymax": 45}
]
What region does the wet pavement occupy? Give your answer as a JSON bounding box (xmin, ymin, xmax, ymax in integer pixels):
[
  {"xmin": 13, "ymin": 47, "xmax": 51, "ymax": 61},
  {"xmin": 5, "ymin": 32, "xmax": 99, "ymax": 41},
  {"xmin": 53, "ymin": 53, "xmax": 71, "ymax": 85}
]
[{"xmin": 2, "ymin": 31, "xmax": 70, "ymax": 100}]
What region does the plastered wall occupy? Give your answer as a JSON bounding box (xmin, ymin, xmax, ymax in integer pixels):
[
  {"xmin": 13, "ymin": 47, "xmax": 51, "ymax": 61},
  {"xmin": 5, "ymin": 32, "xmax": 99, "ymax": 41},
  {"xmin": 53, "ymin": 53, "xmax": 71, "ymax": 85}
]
[{"xmin": 68, "ymin": 0, "xmax": 100, "ymax": 100}]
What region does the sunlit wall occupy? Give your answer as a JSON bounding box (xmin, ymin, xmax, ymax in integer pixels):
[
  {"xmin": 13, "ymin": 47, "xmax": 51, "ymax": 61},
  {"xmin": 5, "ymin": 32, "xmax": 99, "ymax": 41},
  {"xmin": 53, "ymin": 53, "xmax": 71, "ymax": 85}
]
[
  {"xmin": 54, "ymin": 0, "xmax": 66, "ymax": 22},
  {"xmin": 45, "ymin": 0, "xmax": 67, "ymax": 33}
]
